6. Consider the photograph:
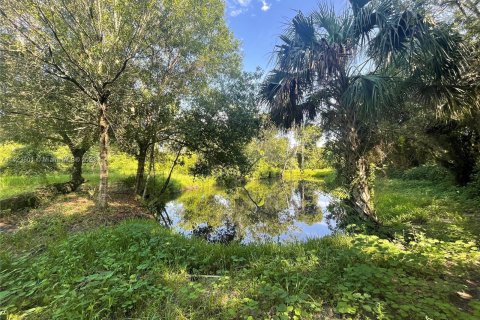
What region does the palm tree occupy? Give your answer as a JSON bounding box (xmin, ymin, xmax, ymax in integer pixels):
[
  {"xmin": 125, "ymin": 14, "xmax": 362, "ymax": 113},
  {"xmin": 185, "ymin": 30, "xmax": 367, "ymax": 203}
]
[{"xmin": 261, "ymin": 0, "xmax": 471, "ymax": 222}]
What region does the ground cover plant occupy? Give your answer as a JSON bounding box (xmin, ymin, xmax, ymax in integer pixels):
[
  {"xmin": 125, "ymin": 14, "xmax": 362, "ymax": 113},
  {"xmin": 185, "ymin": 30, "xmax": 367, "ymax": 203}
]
[
  {"xmin": 1, "ymin": 168, "xmax": 479, "ymax": 319},
  {"xmin": 1, "ymin": 219, "xmax": 479, "ymax": 320}
]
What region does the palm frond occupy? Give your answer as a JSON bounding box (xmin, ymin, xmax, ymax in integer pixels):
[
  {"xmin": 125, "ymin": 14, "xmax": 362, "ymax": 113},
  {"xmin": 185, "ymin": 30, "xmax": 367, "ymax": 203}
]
[
  {"xmin": 260, "ymin": 68, "xmax": 319, "ymax": 128},
  {"xmin": 352, "ymin": 0, "xmax": 393, "ymax": 43},
  {"xmin": 313, "ymin": 3, "xmax": 343, "ymax": 40},
  {"xmin": 290, "ymin": 12, "xmax": 316, "ymax": 44},
  {"xmin": 342, "ymin": 73, "xmax": 397, "ymax": 118}
]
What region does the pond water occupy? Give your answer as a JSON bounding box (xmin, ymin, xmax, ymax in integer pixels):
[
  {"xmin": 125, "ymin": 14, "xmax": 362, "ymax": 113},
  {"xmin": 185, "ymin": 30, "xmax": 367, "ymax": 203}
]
[{"xmin": 154, "ymin": 179, "xmax": 339, "ymax": 244}]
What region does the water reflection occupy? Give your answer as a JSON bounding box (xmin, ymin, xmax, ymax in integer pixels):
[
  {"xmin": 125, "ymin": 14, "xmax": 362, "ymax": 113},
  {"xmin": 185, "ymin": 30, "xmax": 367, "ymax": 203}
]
[{"xmin": 155, "ymin": 180, "xmax": 338, "ymax": 244}]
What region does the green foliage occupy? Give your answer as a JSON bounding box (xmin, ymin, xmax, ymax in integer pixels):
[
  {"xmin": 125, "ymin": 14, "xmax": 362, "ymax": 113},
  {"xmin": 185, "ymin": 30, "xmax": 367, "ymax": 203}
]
[
  {"xmin": 1, "ymin": 221, "xmax": 478, "ymax": 319},
  {"xmin": 401, "ymin": 164, "xmax": 452, "ymax": 182},
  {"xmin": 246, "ymin": 125, "xmax": 296, "ymax": 179},
  {"xmin": 107, "ymin": 149, "xmax": 138, "ymax": 176},
  {"xmin": 466, "ymin": 172, "xmax": 480, "ymax": 198},
  {"xmin": 252, "ymin": 160, "xmax": 283, "ymax": 179},
  {"xmin": 1, "ymin": 169, "xmax": 479, "ymax": 319},
  {"xmin": 179, "ymin": 71, "xmax": 261, "ymax": 177},
  {"xmin": 123, "ymin": 175, "xmax": 183, "ymax": 202},
  {"xmin": 0, "ymin": 145, "xmax": 58, "ymax": 175}
]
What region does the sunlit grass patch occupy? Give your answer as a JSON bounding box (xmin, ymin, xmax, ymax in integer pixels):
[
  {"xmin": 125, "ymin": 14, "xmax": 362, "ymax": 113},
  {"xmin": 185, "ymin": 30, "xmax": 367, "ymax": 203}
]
[
  {"xmin": 282, "ymin": 168, "xmax": 334, "ymax": 181},
  {"xmin": 375, "ymin": 178, "xmax": 480, "ymax": 242},
  {"xmin": 0, "ymin": 174, "xmax": 72, "ymax": 199}
]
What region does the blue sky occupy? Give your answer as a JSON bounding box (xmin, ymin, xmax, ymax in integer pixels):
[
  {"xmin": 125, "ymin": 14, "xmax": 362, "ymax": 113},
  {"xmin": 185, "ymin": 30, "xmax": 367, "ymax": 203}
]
[{"xmin": 225, "ymin": 0, "xmax": 349, "ymax": 72}]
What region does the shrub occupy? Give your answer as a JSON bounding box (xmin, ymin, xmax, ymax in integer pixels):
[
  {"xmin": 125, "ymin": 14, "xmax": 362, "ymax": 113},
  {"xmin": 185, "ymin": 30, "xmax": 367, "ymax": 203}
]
[
  {"xmin": 401, "ymin": 164, "xmax": 452, "ymax": 182},
  {"xmin": 466, "ymin": 172, "xmax": 480, "ymax": 198},
  {"xmin": 0, "ymin": 142, "xmax": 22, "ymax": 167},
  {"xmin": 252, "ymin": 161, "xmax": 282, "ymax": 180},
  {"xmin": 0, "ymin": 145, "xmax": 58, "ymax": 175},
  {"xmin": 122, "ymin": 175, "xmax": 182, "ymax": 199}
]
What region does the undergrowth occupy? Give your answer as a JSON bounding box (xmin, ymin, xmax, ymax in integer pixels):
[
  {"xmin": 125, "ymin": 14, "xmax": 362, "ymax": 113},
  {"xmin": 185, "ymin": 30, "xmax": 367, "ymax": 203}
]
[{"xmin": 1, "ymin": 221, "xmax": 479, "ymax": 320}]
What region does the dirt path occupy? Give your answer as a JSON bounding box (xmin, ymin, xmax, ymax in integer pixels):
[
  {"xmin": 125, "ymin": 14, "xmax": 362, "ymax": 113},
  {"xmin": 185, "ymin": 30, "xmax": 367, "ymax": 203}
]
[
  {"xmin": 0, "ymin": 183, "xmax": 153, "ymax": 234},
  {"xmin": 0, "ymin": 221, "xmax": 17, "ymax": 233}
]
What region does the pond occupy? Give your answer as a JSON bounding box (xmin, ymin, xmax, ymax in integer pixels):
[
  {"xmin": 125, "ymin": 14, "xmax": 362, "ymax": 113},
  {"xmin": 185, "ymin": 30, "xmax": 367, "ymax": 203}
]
[{"xmin": 153, "ymin": 179, "xmax": 340, "ymax": 244}]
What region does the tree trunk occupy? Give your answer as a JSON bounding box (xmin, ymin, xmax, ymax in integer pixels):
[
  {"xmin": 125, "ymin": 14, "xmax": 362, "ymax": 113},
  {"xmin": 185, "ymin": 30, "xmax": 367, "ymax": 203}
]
[
  {"xmin": 159, "ymin": 148, "xmax": 182, "ymax": 195},
  {"xmin": 300, "ymin": 122, "xmax": 305, "ymax": 173},
  {"xmin": 345, "ymin": 120, "xmax": 378, "ymax": 223},
  {"xmin": 135, "ymin": 144, "xmax": 148, "ymax": 195},
  {"xmin": 350, "ymin": 155, "xmax": 377, "ymax": 222},
  {"xmin": 142, "ymin": 144, "xmax": 155, "ymax": 199},
  {"xmin": 97, "ymin": 102, "xmax": 109, "ymax": 208},
  {"xmin": 70, "ymin": 148, "xmax": 87, "ymax": 186}
]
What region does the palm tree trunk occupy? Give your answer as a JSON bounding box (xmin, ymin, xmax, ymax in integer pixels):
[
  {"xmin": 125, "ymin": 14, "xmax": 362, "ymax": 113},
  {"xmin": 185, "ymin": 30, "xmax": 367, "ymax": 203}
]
[
  {"xmin": 97, "ymin": 102, "xmax": 109, "ymax": 209},
  {"xmin": 345, "ymin": 120, "xmax": 378, "ymax": 223},
  {"xmin": 350, "ymin": 155, "xmax": 376, "ymax": 221}
]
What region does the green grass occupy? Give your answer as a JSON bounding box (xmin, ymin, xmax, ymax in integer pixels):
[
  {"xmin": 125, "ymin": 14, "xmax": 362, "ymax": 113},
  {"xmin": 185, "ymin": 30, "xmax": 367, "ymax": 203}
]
[
  {"xmin": 0, "ymin": 174, "xmax": 72, "ymax": 199},
  {"xmin": 0, "ymin": 142, "xmax": 141, "ymax": 200},
  {"xmin": 0, "ymin": 172, "xmax": 134, "ymax": 200},
  {"xmin": 1, "ymin": 160, "xmax": 480, "ymax": 319},
  {"xmin": 282, "ymin": 168, "xmax": 334, "ymax": 181},
  {"xmin": 0, "ymin": 142, "xmax": 215, "ymax": 200},
  {"xmin": 375, "ymin": 178, "xmax": 480, "ymax": 242},
  {"xmin": 0, "ymin": 220, "xmax": 478, "ymax": 319}
]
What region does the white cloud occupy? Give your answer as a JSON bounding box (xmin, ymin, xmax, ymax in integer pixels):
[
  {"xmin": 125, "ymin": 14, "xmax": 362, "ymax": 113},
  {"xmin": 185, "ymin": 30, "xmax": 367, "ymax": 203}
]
[
  {"xmin": 261, "ymin": 0, "xmax": 271, "ymax": 11},
  {"xmin": 236, "ymin": 0, "xmax": 252, "ymax": 6},
  {"xmin": 230, "ymin": 8, "xmax": 244, "ymax": 16},
  {"xmin": 226, "ymin": 0, "xmax": 271, "ymax": 18}
]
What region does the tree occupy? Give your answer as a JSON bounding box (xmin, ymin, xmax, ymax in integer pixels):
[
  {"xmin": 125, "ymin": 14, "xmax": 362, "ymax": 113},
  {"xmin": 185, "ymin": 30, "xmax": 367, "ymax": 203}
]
[
  {"xmin": 246, "ymin": 125, "xmax": 295, "ymax": 178},
  {"xmin": 110, "ymin": 0, "xmax": 240, "ymax": 194},
  {"xmin": 412, "ymin": 0, "xmax": 480, "ymax": 185},
  {"xmin": 376, "ymin": 0, "xmax": 480, "ymax": 185},
  {"xmin": 261, "ymin": 0, "xmax": 472, "ymax": 221},
  {"xmin": 112, "ymin": 76, "xmax": 177, "ymax": 194},
  {"xmin": 0, "ymin": 52, "xmax": 96, "ymax": 185},
  {"xmin": 131, "ymin": 71, "xmax": 260, "ymax": 199},
  {"xmin": 176, "ymin": 71, "xmax": 261, "ymax": 178},
  {"xmin": 0, "ymin": 0, "xmax": 161, "ymax": 207},
  {"xmin": 293, "ymin": 124, "xmax": 324, "ymax": 171}
]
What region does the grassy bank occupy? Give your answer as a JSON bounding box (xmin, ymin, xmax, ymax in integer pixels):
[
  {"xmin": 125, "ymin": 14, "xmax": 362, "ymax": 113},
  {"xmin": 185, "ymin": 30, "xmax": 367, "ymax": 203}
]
[
  {"xmin": 1, "ymin": 166, "xmax": 480, "ymax": 319},
  {"xmin": 375, "ymin": 178, "xmax": 480, "ymax": 243},
  {"xmin": 1, "ymin": 220, "xmax": 478, "ymax": 319}
]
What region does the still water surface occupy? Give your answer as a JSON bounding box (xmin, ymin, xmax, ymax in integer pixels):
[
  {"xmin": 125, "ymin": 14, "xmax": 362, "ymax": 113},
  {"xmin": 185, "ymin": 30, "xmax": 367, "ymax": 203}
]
[{"xmin": 155, "ymin": 180, "xmax": 339, "ymax": 244}]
